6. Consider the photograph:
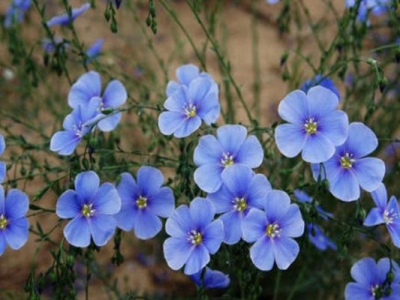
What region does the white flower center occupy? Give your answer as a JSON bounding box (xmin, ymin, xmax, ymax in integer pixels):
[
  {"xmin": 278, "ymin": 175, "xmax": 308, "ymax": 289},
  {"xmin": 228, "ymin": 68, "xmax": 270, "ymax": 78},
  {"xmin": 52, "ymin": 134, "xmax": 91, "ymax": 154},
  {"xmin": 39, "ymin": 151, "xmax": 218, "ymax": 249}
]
[
  {"xmin": 184, "ymin": 102, "xmax": 197, "ymax": 118},
  {"xmin": 232, "ymin": 197, "xmax": 247, "ymax": 212},
  {"xmin": 383, "ymin": 209, "xmax": 398, "ymax": 225},
  {"xmin": 136, "ymin": 196, "xmax": 148, "ymax": 209},
  {"xmin": 188, "ymin": 229, "xmax": 202, "ymax": 245},
  {"xmin": 266, "ymin": 223, "xmax": 281, "ymax": 238},
  {"xmin": 0, "ymin": 214, "xmax": 8, "ymax": 230},
  {"xmin": 340, "ymin": 153, "xmax": 355, "ymax": 169},
  {"xmin": 221, "ymin": 152, "xmax": 234, "ymax": 167},
  {"xmin": 82, "ymin": 203, "xmax": 95, "ymax": 218},
  {"xmin": 304, "ymin": 118, "xmax": 318, "ymax": 135}
]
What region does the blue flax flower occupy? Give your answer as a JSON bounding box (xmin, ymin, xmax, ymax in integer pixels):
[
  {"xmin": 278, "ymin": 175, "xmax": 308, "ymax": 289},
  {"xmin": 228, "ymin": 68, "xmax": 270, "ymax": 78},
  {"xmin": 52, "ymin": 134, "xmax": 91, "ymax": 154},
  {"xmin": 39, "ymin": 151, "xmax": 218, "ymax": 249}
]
[
  {"xmin": 275, "ymin": 86, "xmax": 348, "ymax": 163},
  {"xmin": 50, "ymin": 98, "xmax": 99, "ymax": 156},
  {"xmin": 4, "ymin": 0, "xmax": 31, "ymax": 28},
  {"xmin": 115, "ymin": 166, "xmax": 175, "ymax": 239},
  {"xmin": 312, "ymin": 122, "xmax": 385, "ymax": 202},
  {"xmin": 0, "ymin": 186, "xmax": 29, "ymax": 256},
  {"xmin": 242, "ymin": 190, "xmax": 304, "ymax": 271},
  {"xmin": 206, "ymin": 164, "xmax": 271, "ymax": 244},
  {"xmin": 300, "ymin": 74, "xmax": 341, "ymax": 100},
  {"xmin": 56, "ymin": 171, "xmax": 121, "ymax": 247},
  {"xmin": 345, "ymin": 0, "xmax": 391, "ymax": 23},
  {"xmin": 364, "ymin": 183, "xmax": 400, "ymax": 248},
  {"xmin": 190, "ymin": 267, "xmax": 230, "ymax": 289},
  {"xmin": 86, "ymin": 39, "xmax": 103, "ymax": 63},
  {"xmin": 266, "ymin": 0, "xmax": 280, "ymax": 4},
  {"xmin": 163, "ymin": 198, "xmax": 224, "ymax": 275},
  {"xmin": 294, "ymin": 189, "xmax": 333, "ymax": 220},
  {"xmin": 0, "ymin": 134, "xmax": 6, "ymax": 183},
  {"xmin": 68, "ymin": 71, "xmax": 127, "ymax": 132},
  {"xmin": 46, "ymin": 3, "xmax": 91, "ymax": 27},
  {"xmin": 158, "ymin": 65, "xmax": 220, "ymax": 138},
  {"xmin": 345, "ymin": 257, "xmax": 400, "ymax": 300},
  {"xmin": 193, "ymin": 124, "xmax": 264, "ymax": 193},
  {"xmin": 307, "ymin": 223, "xmax": 337, "ymax": 251}
]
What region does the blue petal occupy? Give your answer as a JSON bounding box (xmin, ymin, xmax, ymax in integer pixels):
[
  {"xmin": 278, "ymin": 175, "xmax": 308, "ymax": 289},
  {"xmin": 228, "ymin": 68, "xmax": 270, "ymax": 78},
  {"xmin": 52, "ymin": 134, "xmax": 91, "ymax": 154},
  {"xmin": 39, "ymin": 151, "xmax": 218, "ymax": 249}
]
[
  {"xmin": 279, "ymin": 205, "xmax": 304, "ymax": 238},
  {"xmin": 75, "ymin": 171, "xmax": 99, "ymax": 202},
  {"xmin": 0, "ymin": 162, "xmax": 6, "ymax": 183},
  {"xmin": 246, "ymin": 174, "xmax": 272, "ymax": 209},
  {"xmin": 345, "ymin": 283, "xmax": 372, "ymax": 300},
  {"xmin": 173, "ymin": 116, "xmax": 202, "ymax": 138},
  {"xmin": 242, "ymin": 208, "xmax": 267, "ymax": 243},
  {"xmin": 0, "ymin": 186, "xmax": 5, "ymax": 213},
  {"xmin": 278, "ymin": 90, "xmax": 308, "ymax": 125},
  {"xmin": 98, "ymin": 112, "xmax": 122, "ymax": 132},
  {"xmin": 64, "ymin": 216, "xmax": 91, "ymax": 247},
  {"xmin": 202, "ymin": 219, "xmax": 224, "ymax": 254},
  {"xmin": 89, "ymin": 214, "xmax": 116, "ymax": 246},
  {"xmin": 137, "ymin": 166, "xmax": 164, "ymax": 196},
  {"xmin": 158, "ymin": 111, "xmax": 186, "ymax": 136},
  {"xmin": 345, "ymin": 122, "xmax": 378, "ymax": 158},
  {"xmin": 163, "ymin": 86, "xmax": 188, "ymax": 112},
  {"xmin": 0, "ymin": 233, "xmax": 6, "ymax": 255},
  {"xmin": 221, "ymin": 164, "xmax": 253, "ymax": 197},
  {"xmin": 114, "ymin": 201, "xmax": 136, "ymax": 231},
  {"xmin": 176, "ymin": 64, "xmax": 200, "ymax": 86},
  {"xmin": 189, "ymin": 78, "xmax": 212, "ymax": 104},
  {"xmin": 318, "ymin": 110, "xmax": 349, "ymax": 146},
  {"xmin": 50, "ymin": 130, "xmax": 81, "ymax": 156},
  {"xmin": 46, "ymin": 3, "xmax": 91, "ymax": 27},
  {"xmin": 306, "ymin": 86, "xmax": 339, "ymax": 118},
  {"xmin": 220, "ymin": 211, "xmax": 242, "ymax": 245},
  {"xmin": 86, "ymin": 38, "xmax": 103, "ymax": 61},
  {"xmin": 250, "ymin": 237, "xmax": 274, "ymax": 271},
  {"xmin": 165, "ymin": 205, "xmax": 192, "ymax": 237},
  {"xmin": 363, "ymin": 208, "xmax": 384, "ymax": 226},
  {"xmin": 353, "ymin": 157, "xmax": 385, "ymax": 192},
  {"xmin": 194, "ymin": 164, "xmax": 224, "ymax": 193},
  {"xmin": 302, "ymin": 133, "xmax": 335, "ymax": 163},
  {"xmin": 371, "ymin": 183, "xmax": 388, "ymax": 210},
  {"xmin": 184, "ymin": 245, "xmax": 210, "ymax": 275},
  {"xmin": 388, "ymin": 222, "xmax": 400, "ymax": 248},
  {"xmin": 196, "ymin": 93, "xmax": 220, "ymax": 125},
  {"xmin": 0, "ymin": 134, "xmax": 5, "ymax": 155},
  {"xmin": 264, "ymin": 190, "xmax": 291, "ymax": 221},
  {"xmin": 275, "ymin": 123, "xmax": 306, "ymax": 158},
  {"xmin": 5, "ymin": 217, "xmax": 28, "ymax": 250},
  {"xmin": 68, "ymin": 71, "xmax": 101, "ymax": 109},
  {"xmin": 235, "ymin": 136, "xmax": 264, "ymax": 168},
  {"xmin": 56, "ymin": 190, "xmax": 81, "ymax": 219},
  {"xmin": 5, "ymin": 189, "xmax": 28, "ymax": 220},
  {"xmin": 350, "ymin": 257, "xmax": 378, "ymax": 286},
  {"xmin": 148, "ymin": 187, "xmax": 175, "ymax": 218},
  {"xmin": 377, "ymin": 258, "xmax": 400, "ymax": 283},
  {"xmin": 93, "ymin": 183, "xmax": 121, "ymax": 215},
  {"xmin": 217, "ymin": 125, "xmax": 247, "ymax": 154},
  {"xmin": 329, "ymin": 169, "xmax": 360, "ymax": 201},
  {"xmin": 206, "ymin": 186, "xmax": 234, "ymax": 214},
  {"xmin": 193, "ymin": 135, "xmax": 223, "ymax": 166},
  {"xmin": 202, "ymin": 268, "xmax": 230, "ymax": 289},
  {"xmin": 117, "ymin": 172, "xmax": 138, "ymax": 205},
  {"xmin": 133, "ymin": 210, "xmax": 162, "ymax": 239},
  {"xmin": 102, "ymin": 80, "xmax": 127, "ymax": 108},
  {"xmin": 166, "ymin": 81, "xmax": 180, "ymax": 97},
  {"xmin": 189, "ymin": 198, "xmax": 215, "ymax": 231},
  {"xmin": 163, "ymin": 237, "xmax": 193, "ymax": 270},
  {"xmin": 273, "ymin": 236, "xmax": 300, "ymax": 270}
]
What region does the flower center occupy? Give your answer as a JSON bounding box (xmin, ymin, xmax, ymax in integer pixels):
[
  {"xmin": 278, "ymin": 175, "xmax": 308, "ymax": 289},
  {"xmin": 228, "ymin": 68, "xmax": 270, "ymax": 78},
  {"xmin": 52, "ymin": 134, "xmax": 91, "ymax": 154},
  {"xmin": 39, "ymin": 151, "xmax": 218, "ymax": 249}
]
[
  {"xmin": 221, "ymin": 152, "xmax": 234, "ymax": 167},
  {"xmin": 304, "ymin": 118, "xmax": 318, "ymax": 135},
  {"xmin": 73, "ymin": 122, "xmax": 84, "ymax": 138},
  {"xmin": 0, "ymin": 214, "xmax": 8, "ymax": 230},
  {"xmin": 184, "ymin": 103, "xmax": 197, "ymax": 118},
  {"xmin": 136, "ymin": 196, "xmax": 148, "ymax": 209},
  {"xmin": 383, "ymin": 209, "xmax": 398, "ymax": 225},
  {"xmin": 232, "ymin": 197, "xmax": 247, "ymax": 212},
  {"xmin": 340, "ymin": 153, "xmax": 355, "ymax": 169},
  {"xmin": 82, "ymin": 204, "xmax": 95, "ymax": 218},
  {"xmin": 188, "ymin": 229, "xmax": 202, "ymax": 245},
  {"xmin": 370, "ymin": 284, "xmax": 382, "ymax": 298},
  {"xmin": 266, "ymin": 223, "xmax": 281, "ymax": 238}
]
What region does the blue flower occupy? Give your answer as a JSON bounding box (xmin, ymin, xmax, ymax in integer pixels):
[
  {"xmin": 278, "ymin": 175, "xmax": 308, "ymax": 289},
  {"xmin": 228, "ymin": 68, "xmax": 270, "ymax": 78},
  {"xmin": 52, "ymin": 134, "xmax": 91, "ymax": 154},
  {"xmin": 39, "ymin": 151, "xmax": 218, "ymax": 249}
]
[
  {"xmin": 0, "ymin": 134, "xmax": 6, "ymax": 183},
  {"xmin": 158, "ymin": 65, "xmax": 220, "ymax": 138},
  {"xmin": 165, "ymin": 64, "xmax": 218, "ymax": 97},
  {"xmin": 114, "ymin": 0, "xmax": 123, "ymax": 9},
  {"xmin": 307, "ymin": 223, "xmax": 337, "ymax": 251},
  {"xmin": 50, "ymin": 98, "xmax": 100, "ymax": 156},
  {"xmin": 163, "ymin": 198, "xmax": 224, "ymax": 275},
  {"xmin": 266, "ymin": 0, "xmax": 280, "ymax": 4},
  {"xmin": 42, "ymin": 37, "xmax": 68, "ymax": 53},
  {"xmin": 345, "ymin": 257, "xmax": 400, "ymax": 300},
  {"xmin": 68, "ymin": 71, "xmax": 127, "ymax": 132},
  {"xmin": 86, "ymin": 39, "xmax": 104, "ymax": 62},
  {"xmin": 294, "ymin": 189, "xmax": 333, "ymax": 220},
  {"xmin": 0, "ymin": 186, "xmax": 29, "ymax": 256},
  {"xmin": 275, "ymin": 86, "xmax": 349, "ymax": 163},
  {"xmin": 56, "ymin": 171, "xmax": 121, "ymax": 248},
  {"xmin": 364, "ymin": 183, "xmax": 400, "ymax": 248},
  {"xmin": 46, "ymin": 3, "xmax": 90, "ymax": 27},
  {"xmin": 345, "ymin": 0, "xmax": 391, "ymax": 23},
  {"xmin": 300, "ymin": 75, "xmax": 341, "ymax": 100},
  {"xmin": 115, "ymin": 167, "xmax": 175, "ymax": 239},
  {"xmin": 189, "ymin": 267, "xmax": 230, "ymax": 289},
  {"xmin": 193, "ymin": 124, "xmax": 264, "ymax": 193},
  {"xmin": 312, "ymin": 122, "xmax": 386, "ymax": 202},
  {"xmin": 4, "ymin": 0, "xmax": 31, "ymax": 28},
  {"xmin": 206, "ymin": 164, "xmax": 271, "ymax": 245},
  {"xmin": 242, "ymin": 190, "xmax": 304, "ymax": 271}
]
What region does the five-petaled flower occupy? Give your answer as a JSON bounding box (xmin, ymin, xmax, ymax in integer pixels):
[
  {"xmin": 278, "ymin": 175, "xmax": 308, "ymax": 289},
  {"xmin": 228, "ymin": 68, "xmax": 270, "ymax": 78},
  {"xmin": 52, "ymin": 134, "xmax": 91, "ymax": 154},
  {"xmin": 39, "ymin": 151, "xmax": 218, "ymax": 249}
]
[
  {"xmin": 56, "ymin": 171, "xmax": 121, "ymax": 247},
  {"xmin": 0, "ymin": 185, "xmax": 29, "ymax": 256},
  {"xmin": 46, "ymin": 3, "xmax": 91, "ymax": 27},
  {"xmin": 242, "ymin": 190, "xmax": 304, "ymax": 271},
  {"xmin": 158, "ymin": 64, "xmax": 220, "ymax": 138},
  {"xmin": 189, "ymin": 267, "xmax": 230, "ymax": 289},
  {"xmin": 312, "ymin": 122, "xmax": 385, "ymax": 202},
  {"xmin": 274, "ymin": 86, "xmax": 349, "ymax": 163},
  {"xmin": 115, "ymin": 166, "xmax": 175, "ymax": 239},
  {"xmin": 206, "ymin": 164, "xmax": 271, "ymax": 244},
  {"xmin": 193, "ymin": 124, "xmax": 264, "ymax": 193},
  {"xmin": 163, "ymin": 198, "xmax": 224, "ymax": 275},
  {"xmin": 345, "ymin": 257, "xmax": 400, "ymax": 300},
  {"xmin": 68, "ymin": 71, "xmax": 127, "ymax": 132},
  {"xmin": 364, "ymin": 183, "xmax": 400, "ymax": 248}
]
